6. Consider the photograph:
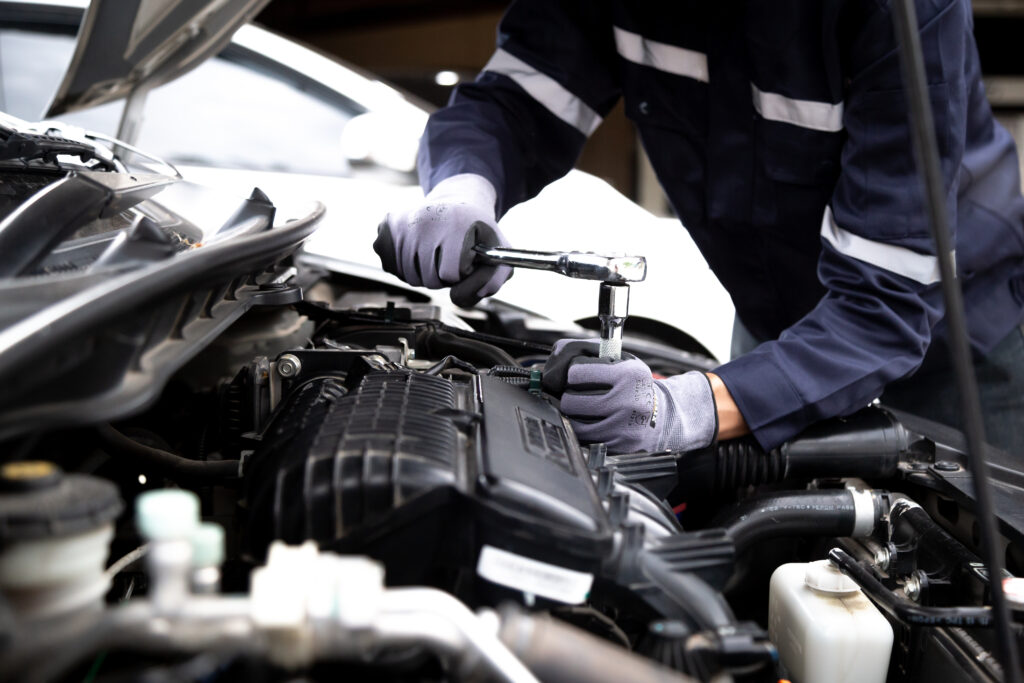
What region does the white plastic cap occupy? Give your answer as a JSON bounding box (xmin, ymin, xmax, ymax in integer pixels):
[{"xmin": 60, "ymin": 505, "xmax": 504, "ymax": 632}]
[
  {"xmin": 332, "ymin": 556, "xmax": 385, "ymax": 628},
  {"xmin": 251, "ymin": 542, "xmax": 385, "ymax": 628},
  {"xmin": 135, "ymin": 489, "xmax": 200, "ymax": 541},
  {"xmin": 191, "ymin": 522, "xmax": 225, "ymax": 568},
  {"xmin": 251, "ymin": 542, "xmax": 318, "ymax": 629},
  {"xmin": 249, "ymin": 542, "xmax": 386, "ymax": 669},
  {"xmin": 805, "ymin": 559, "xmax": 861, "ymax": 594},
  {"xmin": 250, "ymin": 542, "xmax": 320, "ymax": 668}
]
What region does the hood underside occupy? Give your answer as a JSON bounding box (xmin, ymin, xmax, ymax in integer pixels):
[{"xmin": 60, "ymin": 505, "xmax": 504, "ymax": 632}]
[{"xmin": 46, "ymin": 0, "xmax": 270, "ymax": 117}]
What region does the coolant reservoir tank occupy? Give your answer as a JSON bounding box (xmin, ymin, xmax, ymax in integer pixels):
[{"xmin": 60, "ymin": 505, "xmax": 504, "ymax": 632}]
[{"xmin": 769, "ymin": 560, "xmax": 893, "ymax": 683}]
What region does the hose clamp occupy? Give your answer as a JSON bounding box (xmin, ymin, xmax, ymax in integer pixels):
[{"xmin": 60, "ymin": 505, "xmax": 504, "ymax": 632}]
[{"xmin": 849, "ymin": 487, "xmax": 877, "ymax": 537}]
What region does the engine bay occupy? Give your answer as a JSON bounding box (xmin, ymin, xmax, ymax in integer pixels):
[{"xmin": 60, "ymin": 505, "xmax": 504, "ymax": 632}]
[
  {"xmin": 2, "ymin": 251, "xmax": 1023, "ymax": 682},
  {"xmin": 0, "ymin": 3, "xmax": 1021, "ymax": 677}
]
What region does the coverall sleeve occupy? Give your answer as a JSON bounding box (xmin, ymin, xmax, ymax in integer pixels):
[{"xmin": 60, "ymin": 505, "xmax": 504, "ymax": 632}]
[
  {"xmin": 417, "ymin": 0, "xmax": 621, "ymax": 217},
  {"xmin": 714, "ymin": 0, "xmax": 970, "ymax": 449}
]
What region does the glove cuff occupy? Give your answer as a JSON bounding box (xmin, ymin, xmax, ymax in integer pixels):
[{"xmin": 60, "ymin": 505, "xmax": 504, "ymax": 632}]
[
  {"xmin": 657, "ymin": 371, "xmax": 718, "ymax": 452},
  {"xmin": 427, "ymin": 173, "xmax": 498, "ymax": 215}
]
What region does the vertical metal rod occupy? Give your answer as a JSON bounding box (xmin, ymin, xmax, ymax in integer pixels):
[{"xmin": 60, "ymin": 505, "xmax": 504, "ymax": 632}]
[
  {"xmin": 115, "ymin": 84, "xmax": 151, "ymax": 150},
  {"xmin": 890, "ymin": 2, "xmax": 1021, "ymax": 679}
]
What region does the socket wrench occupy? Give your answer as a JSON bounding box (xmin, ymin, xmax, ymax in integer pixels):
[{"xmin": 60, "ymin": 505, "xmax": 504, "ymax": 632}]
[{"xmin": 473, "ymin": 244, "xmax": 646, "ymax": 360}]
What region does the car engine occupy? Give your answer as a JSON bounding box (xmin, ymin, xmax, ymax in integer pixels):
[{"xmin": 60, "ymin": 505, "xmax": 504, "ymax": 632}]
[{"xmin": 0, "ymin": 121, "xmax": 1021, "ymax": 682}]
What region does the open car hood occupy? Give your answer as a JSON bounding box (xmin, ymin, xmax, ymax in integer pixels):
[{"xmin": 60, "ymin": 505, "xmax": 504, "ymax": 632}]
[{"xmin": 46, "ymin": 0, "xmax": 271, "ymax": 117}]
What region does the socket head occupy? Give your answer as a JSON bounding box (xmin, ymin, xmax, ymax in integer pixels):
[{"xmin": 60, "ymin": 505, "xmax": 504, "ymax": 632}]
[
  {"xmin": 598, "ymin": 282, "xmax": 630, "ymax": 319},
  {"xmin": 565, "ymin": 253, "xmax": 647, "ymax": 283}
]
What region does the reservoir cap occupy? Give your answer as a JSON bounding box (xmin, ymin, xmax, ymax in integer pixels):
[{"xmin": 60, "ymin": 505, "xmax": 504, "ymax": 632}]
[
  {"xmin": 0, "ymin": 462, "xmax": 122, "ymax": 541},
  {"xmin": 805, "ymin": 559, "xmax": 860, "ymax": 594}
]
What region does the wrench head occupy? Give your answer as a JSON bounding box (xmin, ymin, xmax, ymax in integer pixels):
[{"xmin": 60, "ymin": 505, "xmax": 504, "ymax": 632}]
[{"xmin": 564, "ymin": 252, "xmax": 647, "ymax": 282}]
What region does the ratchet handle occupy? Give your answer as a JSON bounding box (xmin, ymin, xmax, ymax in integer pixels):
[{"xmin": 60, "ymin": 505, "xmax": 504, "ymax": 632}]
[
  {"xmin": 473, "ymin": 244, "xmax": 647, "ymax": 283},
  {"xmin": 472, "ymin": 244, "xmax": 560, "ymax": 272}
]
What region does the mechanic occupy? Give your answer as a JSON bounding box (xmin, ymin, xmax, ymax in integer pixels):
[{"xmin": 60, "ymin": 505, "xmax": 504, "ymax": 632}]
[{"xmin": 375, "ymin": 1, "xmax": 1024, "ymax": 455}]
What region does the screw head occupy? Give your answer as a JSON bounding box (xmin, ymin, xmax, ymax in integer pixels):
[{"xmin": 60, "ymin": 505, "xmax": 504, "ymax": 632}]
[
  {"xmin": 597, "ymin": 466, "xmax": 615, "ymax": 498},
  {"xmin": 904, "ymin": 574, "xmax": 922, "ymax": 602},
  {"xmin": 277, "ymin": 354, "xmax": 301, "ymax": 378},
  {"xmin": 874, "ymin": 546, "xmax": 891, "ymax": 571}
]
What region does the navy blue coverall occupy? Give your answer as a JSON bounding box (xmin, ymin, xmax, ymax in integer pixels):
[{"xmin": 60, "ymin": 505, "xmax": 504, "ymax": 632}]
[{"xmin": 419, "ymin": 0, "xmax": 1024, "ymax": 450}]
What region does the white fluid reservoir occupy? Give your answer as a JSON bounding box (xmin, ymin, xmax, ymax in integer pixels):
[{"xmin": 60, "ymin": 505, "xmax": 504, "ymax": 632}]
[{"xmin": 769, "ymin": 560, "xmax": 894, "ymax": 683}]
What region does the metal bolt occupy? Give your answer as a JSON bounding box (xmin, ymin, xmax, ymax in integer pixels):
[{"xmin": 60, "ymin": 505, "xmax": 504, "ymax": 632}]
[
  {"xmin": 934, "ymin": 460, "xmax": 961, "ymax": 472},
  {"xmin": 597, "ymin": 466, "xmax": 615, "ymax": 498},
  {"xmin": 608, "ymin": 492, "xmax": 629, "ymax": 527},
  {"xmin": 277, "ymin": 354, "xmax": 301, "ymax": 378},
  {"xmin": 904, "ymin": 573, "xmax": 922, "ymax": 602},
  {"xmin": 874, "ymin": 545, "xmax": 891, "ymax": 571}
]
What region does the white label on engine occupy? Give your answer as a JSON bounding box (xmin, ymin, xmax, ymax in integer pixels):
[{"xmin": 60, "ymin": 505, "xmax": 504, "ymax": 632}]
[{"xmin": 476, "ymin": 545, "xmax": 593, "ymax": 604}]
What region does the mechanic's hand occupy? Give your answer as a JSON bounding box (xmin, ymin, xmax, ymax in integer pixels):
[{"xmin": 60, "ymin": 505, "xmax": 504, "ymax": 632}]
[
  {"xmin": 374, "ymin": 173, "xmax": 512, "ymax": 308},
  {"xmin": 542, "ymin": 339, "xmax": 718, "ymax": 454}
]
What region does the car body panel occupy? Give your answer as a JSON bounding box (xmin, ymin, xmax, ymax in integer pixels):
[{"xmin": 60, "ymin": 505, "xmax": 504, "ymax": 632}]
[{"xmin": 47, "ymin": 0, "xmax": 271, "ymax": 116}]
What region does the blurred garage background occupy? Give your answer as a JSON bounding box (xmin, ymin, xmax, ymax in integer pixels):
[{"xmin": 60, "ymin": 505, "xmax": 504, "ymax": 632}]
[{"xmin": 255, "ymin": 0, "xmax": 1024, "ymax": 214}]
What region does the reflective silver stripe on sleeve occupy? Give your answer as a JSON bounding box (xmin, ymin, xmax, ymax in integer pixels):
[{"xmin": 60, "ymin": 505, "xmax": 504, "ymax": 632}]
[
  {"xmin": 483, "ymin": 48, "xmax": 602, "ymax": 135},
  {"xmin": 613, "ymin": 27, "xmax": 709, "ymax": 83},
  {"xmin": 821, "ymin": 207, "xmax": 945, "ymax": 285},
  {"xmin": 752, "ymin": 84, "xmax": 844, "ymax": 132}
]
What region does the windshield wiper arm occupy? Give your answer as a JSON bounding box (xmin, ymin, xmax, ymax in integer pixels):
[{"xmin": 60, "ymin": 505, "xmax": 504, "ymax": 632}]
[{"xmin": 0, "ymin": 130, "xmax": 116, "ymax": 171}]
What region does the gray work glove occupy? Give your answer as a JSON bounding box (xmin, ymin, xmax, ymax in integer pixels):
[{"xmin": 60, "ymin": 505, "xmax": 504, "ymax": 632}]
[
  {"xmin": 374, "ymin": 173, "xmax": 513, "ymax": 308},
  {"xmin": 542, "ymin": 339, "xmax": 718, "ymax": 454}
]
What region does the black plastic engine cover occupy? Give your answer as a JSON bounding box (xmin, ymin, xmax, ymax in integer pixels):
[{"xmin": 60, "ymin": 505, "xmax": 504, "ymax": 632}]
[{"xmin": 243, "ymin": 370, "xmax": 615, "ymax": 589}]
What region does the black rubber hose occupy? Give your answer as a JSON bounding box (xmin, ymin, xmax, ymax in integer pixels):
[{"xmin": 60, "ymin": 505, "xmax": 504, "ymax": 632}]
[
  {"xmin": 423, "ymin": 355, "xmax": 479, "ymax": 376},
  {"xmin": 639, "ymin": 552, "xmax": 736, "ymax": 631},
  {"xmin": 418, "ymin": 328, "xmax": 519, "ymax": 367},
  {"xmin": 889, "ymin": 499, "xmax": 984, "ymax": 581},
  {"xmin": 711, "ymin": 490, "xmax": 869, "ymax": 555},
  {"xmin": 437, "ymin": 322, "xmax": 551, "ymax": 356},
  {"xmin": 891, "ymin": 1, "xmax": 1021, "ymax": 677},
  {"xmin": 829, "ymin": 548, "xmax": 997, "ymax": 628},
  {"xmin": 672, "ymin": 407, "xmax": 906, "ymax": 501},
  {"xmin": 95, "ymin": 425, "xmax": 240, "ymax": 483}
]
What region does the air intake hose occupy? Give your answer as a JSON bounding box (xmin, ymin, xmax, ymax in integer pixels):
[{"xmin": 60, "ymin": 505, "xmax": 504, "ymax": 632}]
[{"xmin": 672, "ymin": 407, "xmax": 910, "ymax": 501}]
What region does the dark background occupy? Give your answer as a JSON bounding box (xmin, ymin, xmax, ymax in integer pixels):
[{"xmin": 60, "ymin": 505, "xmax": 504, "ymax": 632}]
[{"xmin": 255, "ymin": 1, "xmax": 1024, "ymax": 210}]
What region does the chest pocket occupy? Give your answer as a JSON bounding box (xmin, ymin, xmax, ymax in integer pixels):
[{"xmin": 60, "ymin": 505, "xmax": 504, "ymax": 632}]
[
  {"xmin": 620, "ymin": 64, "xmax": 709, "ymax": 141},
  {"xmin": 756, "ymin": 119, "xmax": 844, "ymax": 187}
]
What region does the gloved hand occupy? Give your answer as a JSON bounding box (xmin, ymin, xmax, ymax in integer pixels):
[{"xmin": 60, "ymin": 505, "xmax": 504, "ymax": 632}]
[
  {"xmin": 374, "ymin": 173, "xmax": 513, "ymax": 308},
  {"xmin": 542, "ymin": 340, "xmax": 718, "ymax": 454}
]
